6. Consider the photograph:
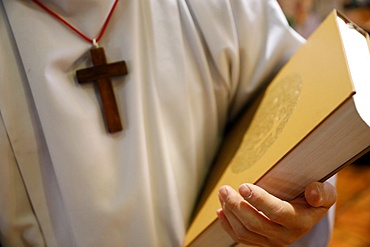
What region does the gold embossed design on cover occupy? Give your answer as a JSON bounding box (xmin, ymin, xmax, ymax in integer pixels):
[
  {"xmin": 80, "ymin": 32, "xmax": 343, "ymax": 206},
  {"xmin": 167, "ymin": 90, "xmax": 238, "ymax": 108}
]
[{"xmin": 231, "ymin": 74, "xmax": 302, "ymax": 173}]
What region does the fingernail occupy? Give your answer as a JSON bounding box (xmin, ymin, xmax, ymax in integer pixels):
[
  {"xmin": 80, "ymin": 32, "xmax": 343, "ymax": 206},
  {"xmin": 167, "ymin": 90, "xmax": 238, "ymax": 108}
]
[
  {"xmin": 239, "ymin": 184, "xmax": 252, "ymax": 199},
  {"xmin": 316, "ymin": 184, "xmax": 324, "ymax": 205},
  {"xmin": 306, "ymin": 183, "xmax": 324, "ymax": 207},
  {"xmin": 218, "ymin": 186, "xmax": 228, "ymax": 203},
  {"xmin": 216, "ymin": 208, "xmax": 222, "ymax": 217},
  {"xmin": 216, "ymin": 208, "xmax": 224, "ymax": 222}
]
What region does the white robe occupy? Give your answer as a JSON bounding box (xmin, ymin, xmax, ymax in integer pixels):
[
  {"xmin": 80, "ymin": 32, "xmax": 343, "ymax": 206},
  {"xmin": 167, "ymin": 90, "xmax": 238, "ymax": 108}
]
[{"xmin": 0, "ymin": 0, "xmax": 334, "ymax": 246}]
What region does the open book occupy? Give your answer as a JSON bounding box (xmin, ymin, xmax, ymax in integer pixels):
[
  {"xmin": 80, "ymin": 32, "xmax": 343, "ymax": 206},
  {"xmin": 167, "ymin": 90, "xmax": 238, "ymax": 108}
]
[{"xmin": 185, "ymin": 10, "xmax": 370, "ymax": 247}]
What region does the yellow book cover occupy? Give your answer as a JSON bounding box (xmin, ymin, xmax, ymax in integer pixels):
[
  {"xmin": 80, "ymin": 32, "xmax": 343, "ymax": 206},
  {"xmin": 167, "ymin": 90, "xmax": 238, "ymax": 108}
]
[{"xmin": 185, "ymin": 10, "xmax": 370, "ymax": 247}]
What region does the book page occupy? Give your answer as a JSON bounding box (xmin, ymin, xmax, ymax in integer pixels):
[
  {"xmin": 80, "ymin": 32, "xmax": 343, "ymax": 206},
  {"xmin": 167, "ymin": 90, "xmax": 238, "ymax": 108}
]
[{"xmin": 338, "ymin": 17, "xmax": 370, "ymax": 126}]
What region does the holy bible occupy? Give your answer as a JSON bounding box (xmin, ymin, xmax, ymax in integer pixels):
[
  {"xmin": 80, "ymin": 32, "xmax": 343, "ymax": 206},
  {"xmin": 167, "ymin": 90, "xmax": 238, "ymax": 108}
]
[{"xmin": 184, "ymin": 10, "xmax": 370, "ymax": 247}]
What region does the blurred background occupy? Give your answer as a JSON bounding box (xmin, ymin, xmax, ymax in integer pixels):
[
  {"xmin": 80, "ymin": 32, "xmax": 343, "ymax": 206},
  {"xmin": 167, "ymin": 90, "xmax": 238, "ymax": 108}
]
[
  {"xmin": 278, "ymin": 0, "xmax": 370, "ymax": 38},
  {"xmin": 277, "ymin": 0, "xmax": 370, "ymax": 246}
]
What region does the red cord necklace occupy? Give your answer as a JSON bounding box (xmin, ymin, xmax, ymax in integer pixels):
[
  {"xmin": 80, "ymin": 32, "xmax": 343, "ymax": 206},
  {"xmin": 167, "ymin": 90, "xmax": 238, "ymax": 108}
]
[
  {"xmin": 31, "ymin": 0, "xmax": 119, "ymax": 46},
  {"xmin": 31, "ymin": 0, "xmax": 128, "ymax": 133}
]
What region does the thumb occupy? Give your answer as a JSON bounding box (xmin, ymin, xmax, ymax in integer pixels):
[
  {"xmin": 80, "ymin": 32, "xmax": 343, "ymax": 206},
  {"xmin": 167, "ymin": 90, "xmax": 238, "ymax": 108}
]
[{"xmin": 305, "ymin": 181, "xmax": 337, "ymax": 208}]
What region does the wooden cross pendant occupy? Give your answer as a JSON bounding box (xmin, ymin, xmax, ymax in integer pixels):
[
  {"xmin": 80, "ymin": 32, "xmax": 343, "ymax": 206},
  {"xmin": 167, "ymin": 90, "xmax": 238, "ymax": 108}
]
[{"xmin": 76, "ymin": 47, "xmax": 127, "ymax": 133}]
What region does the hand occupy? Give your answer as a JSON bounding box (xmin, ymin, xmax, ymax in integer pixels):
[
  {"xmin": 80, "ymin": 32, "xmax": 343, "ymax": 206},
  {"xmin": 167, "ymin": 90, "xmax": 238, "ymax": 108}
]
[{"xmin": 217, "ymin": 182, "xmax": 337, "ymax": 246}]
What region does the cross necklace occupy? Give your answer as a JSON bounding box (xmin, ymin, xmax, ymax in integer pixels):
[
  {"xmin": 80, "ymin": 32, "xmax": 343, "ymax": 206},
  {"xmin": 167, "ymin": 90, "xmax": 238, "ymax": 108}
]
[{"xmin": 31, "ymin": 0, "xmax": 127, "ymax": 133}]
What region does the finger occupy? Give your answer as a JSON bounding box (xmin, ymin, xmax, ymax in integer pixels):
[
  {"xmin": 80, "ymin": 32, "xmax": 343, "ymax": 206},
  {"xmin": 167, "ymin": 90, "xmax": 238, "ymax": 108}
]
[
  {"xmin": 238, "ymin": 183, "xmax": 295, "ymax": 225},
  {"xmin": 218, "ymin": 186, "xmax": 285, "ymax": 245},
  {"xmin": 305, "ymin": 181, "xmax": 337, "ymax": 208},
  {"xmin": 217, "ymin": 207, "xmax": 264, "ymax": 245},
  {"xmin": 217, "ymin": 208, "xmax": 271, "ymax": 246},
  {"xmin": 216, "ymin": 208, "xmax": 240, "ymax": 243},
  {"xmin": 219, "ymin": 185, "xmax": 277, "ymax": 231}
]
